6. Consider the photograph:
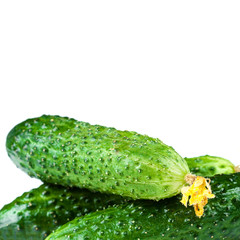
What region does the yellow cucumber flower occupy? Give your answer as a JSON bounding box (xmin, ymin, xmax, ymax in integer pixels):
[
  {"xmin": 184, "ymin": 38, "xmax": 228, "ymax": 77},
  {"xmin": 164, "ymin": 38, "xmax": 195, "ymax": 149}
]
[{"xmin": 181, "ymin": 175, "xmax": 215, "ymax": 217}]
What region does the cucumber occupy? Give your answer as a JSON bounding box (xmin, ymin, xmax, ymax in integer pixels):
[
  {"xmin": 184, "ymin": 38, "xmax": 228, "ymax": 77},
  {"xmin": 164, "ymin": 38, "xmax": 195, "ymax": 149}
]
[
  {"xmin": 0, "ymin": 155, "xmax": 226, "ymax": 239},
  {"xmin": 185, "ymin": 155, "xmax": 235, "ymax": 177},
  {"xmin": 0, "ymin": 184, "xmax": 124, "ymax": 240},
  {"xmin": 46, "ymin": 173, "xmax": 240, "ymax": 240},
  {"xmin": 6, "ymin": 115, "xmax": 190, "ymax": 200}
]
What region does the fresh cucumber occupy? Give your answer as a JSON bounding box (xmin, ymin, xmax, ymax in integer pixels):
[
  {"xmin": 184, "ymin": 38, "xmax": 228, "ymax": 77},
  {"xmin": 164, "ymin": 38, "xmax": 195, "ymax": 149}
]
[
  {"xmin": 46, "ymin": 173, "xmax": 240, "ymax": 240},
  {"xmin": 6, "ymin": 115, "xmax": 190, "ymax": 200},
  {"xmin": 0, "ymin": 184, "xmax": 124, "ymax": 240},
  {"xmin": 185, "ymin": 155, "xmax": 235, "ymax": 177},
  {"xmin": 0, "ymin": 155, "xmax": 228, "ymax": 240}
]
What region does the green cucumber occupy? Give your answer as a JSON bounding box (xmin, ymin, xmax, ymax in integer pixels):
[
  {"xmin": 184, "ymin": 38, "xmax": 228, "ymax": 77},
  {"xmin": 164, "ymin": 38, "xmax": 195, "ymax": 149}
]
[
  {"xmin": 185, "ymin": 155, "xmax": 235, "ymax": 177},
  {"xmin": 0, "ymin": 155, "xmax": 229, "ymax": 240},
  {"xmin": 0, "ymin": 184, "xmax": 124, "ymax": 240},
  {"xmin": 6, "ymin": 115, "xmax": 190, "ymax": 200},
  {"xmin": 46, "ymin": 173, "xmax": 240, "ymax": 240}
]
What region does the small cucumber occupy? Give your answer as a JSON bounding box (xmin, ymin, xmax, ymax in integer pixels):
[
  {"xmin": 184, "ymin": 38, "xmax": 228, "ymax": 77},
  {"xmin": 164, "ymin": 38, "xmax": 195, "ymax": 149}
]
[
  {"xmin": 0, "ymin": 184, "xmax": 124, "ymax": 240},
  {"xmin": 6, "ymin": 115, "xmax": 190, "ymax": 200},
  {"xmin": 46, "ymin": 173, "xmax": 240, "ymax": 240},
  {"xmin": 185, "ymin": 155, "xmax": 235, "ymax": 177}
]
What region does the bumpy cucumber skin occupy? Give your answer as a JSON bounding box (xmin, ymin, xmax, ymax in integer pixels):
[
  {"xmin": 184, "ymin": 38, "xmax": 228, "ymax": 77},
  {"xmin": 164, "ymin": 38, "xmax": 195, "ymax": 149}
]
[
  {"xmin": 185, "ymin": 155, "xmax": 235, "ymax": 177},
  {"xmin": 0, "ymin": 184, "xmax": 124, "ymax": 240},
  {"xmin": 46, "ymin": 173, "xmax": 240, "ymax": 240},
  {"xmin": 0, "ymin": 158, "xmax": 225, "ymax": 240},
  {"xmin": 6, "ymin": 115, "xmax": 190, "ymax": 200}
]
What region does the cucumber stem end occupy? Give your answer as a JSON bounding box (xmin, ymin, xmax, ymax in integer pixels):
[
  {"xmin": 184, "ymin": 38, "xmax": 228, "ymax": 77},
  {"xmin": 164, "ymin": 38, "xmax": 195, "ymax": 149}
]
[{"xmin": 234, "ymin": 165, "xmax": 240, "ymax": 173}]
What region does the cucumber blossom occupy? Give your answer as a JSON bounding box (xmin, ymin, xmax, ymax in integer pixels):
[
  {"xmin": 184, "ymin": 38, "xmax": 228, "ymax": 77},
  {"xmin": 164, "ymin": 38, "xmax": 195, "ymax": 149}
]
[
  {"xmin": 0, "ymin": 184, "xmax": 124, "ymax": 240},
  {"xmin": 46, "ymin": 173, "xmax": 240, "ymax": 240},
  {"xmin": 6, "ymin": 115, "xmax": 190, "ymax": 200},
  {"xmin": 185, "ymin": 155, "xmax": 235, "ymax": 177}
]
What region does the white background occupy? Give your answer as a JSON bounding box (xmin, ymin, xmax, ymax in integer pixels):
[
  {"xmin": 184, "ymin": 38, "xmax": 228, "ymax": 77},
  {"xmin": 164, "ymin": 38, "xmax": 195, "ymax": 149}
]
[{"xmin": 0, "ymin": 1, "xmax": 240, "ymax": 209}]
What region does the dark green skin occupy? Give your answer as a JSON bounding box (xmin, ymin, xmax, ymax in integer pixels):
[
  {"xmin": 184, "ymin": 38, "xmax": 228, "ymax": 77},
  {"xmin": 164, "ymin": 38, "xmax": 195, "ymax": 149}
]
[
  {"xmin": 6, "ymin": 115, "xmax": 189, "ymax": 200},
  {"xmin": 0, "ymin": 156, "xmax": 229, "ymax": 240},
  {"xmin": 185, "ymin": 155, "xmax": 235, "ymax": 177},
  {"xmin": 0, "ymin": 184, "xmax": 124, "ymax": 240},
  {"xmin": 46, "ymin": 173, "xmax": 240, "ymax": 240}
]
